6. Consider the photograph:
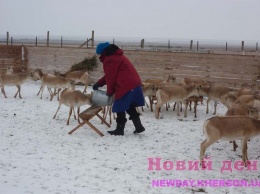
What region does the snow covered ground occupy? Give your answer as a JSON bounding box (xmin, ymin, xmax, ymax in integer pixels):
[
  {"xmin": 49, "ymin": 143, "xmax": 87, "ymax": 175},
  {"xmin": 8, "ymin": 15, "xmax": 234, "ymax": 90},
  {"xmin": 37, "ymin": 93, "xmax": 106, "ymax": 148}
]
[{"xmin": 0, "ymin": 81, "xmax": 260, "ymax": 194}]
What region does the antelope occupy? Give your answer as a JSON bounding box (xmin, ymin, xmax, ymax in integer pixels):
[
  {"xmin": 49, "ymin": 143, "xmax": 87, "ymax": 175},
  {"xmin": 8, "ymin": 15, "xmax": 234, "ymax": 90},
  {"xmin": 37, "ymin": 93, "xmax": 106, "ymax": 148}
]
[
  {"xmin": 200, "ymin": 116, "xmax": 260, "ymax": 167},
  {"xmin": 0, "ymin": 71, "xmax": 38, "ymax": 98},
  {"xmin": 143, "ymin": 75, "xmax": 176, "ymax": 111},
  {"xmin": 172, "ymin": 96, "xmax": 204, "ymax": 118},
  {"xmin": 141, "ymin": 83, "xmax": 157, "ymax": 109},
  {"xmin": 236, "ymin": 95, "xmax": 260, "ymax": 108},
  {"xmin": 0, "ymin": 66, "xmax": 14, "ymax": 88},
  {"xmin": 142, "ymin": 83, "xmax": 157, "ymax": 98},
  {"xmin": 225, "ymin": 99, "xmax": 259, "ymax": 151},
  {"xmin": 179, "ymin": 77, "xmax": 208, "ymax": 117},
  {"xmin": 6, "ymin": 66, "xmax": 14, "ymax": 74},
  {"xmin": 33, "ymin": 68, "xmax": 75, "ymax": 101},
  {"xmin": 180, "ymin": 77, "xmax": 209, "ymax": 87},
  {"xmin": 54, "ymin": 70, "xmax": 89, "ymax": 93},
  {"xmin": 155, "ymin": 84, "xmax": 200, "ymax": 119},
  {"xmin": 199, "ymin": 84, "xmax": 236, "ymax": 114},
  {"xmin": 237, "ymin": 87, "xmax": 255, "ymax": 97},
  {"xmin": 186, "ymin": 96, "xmax": 204, "ymax": 118},
  {"xmin": 53, "ymin": 88, "xmax": 92, "ymax": 125}
]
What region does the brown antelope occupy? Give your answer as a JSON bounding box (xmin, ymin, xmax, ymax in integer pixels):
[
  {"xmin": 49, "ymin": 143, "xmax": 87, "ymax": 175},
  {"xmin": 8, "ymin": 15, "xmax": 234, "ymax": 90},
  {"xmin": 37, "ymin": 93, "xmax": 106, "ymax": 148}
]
[
  {"xmin": 180, "ymin": 77, "xmax": 209, "ymax": 86},
  {"xmin": 200, "ymin": 116, "xmax": 260, "ymax": 167},
  {"xmin": 237, "ymin": 87, "xmax": 255, "ymax": 97},
  {"xmin": 0, "ymin": 72, "xmax": 37, "ymax": 98},
  {"xmin": 225, "ymin": 99, "xmax": 259, "ymax": 151},
  {"xmin": 54, "ymin": 70, "xmax": 89, "ymax": 93},
  {"xmin": 155, "ymin": 84, "xmax": 200, "ymax": 119},
  {"xmin": 186, "ymin": 96, "xmax": 204, "ymax": 118},
  {"xmin": 6, "ymin": 66, "xmax": 14, "ymax": 74},
  {"xmin": 236, "ymin": 95, "xmax": 260, "ymax": 108},
  {"xmin": 199, "ymin": 84, "xmax": 236, "ymax": 114},
  {"xmin": 143, "ymin": 75, "xmax": 176, "ymax": 111},
  {"xmin": 141, "ymin": 83, "xmax": 157, "ymax": 109},
  {"xmin": 0, "ymin": 66, "xmax": 14, "ymax": 88},
  {"xmin": 178, "ymin": 77, "xmax": 208, "ymax": 117},
  {"xmin": 33, "ymin": 68, "xmax": 75, "ymax": 101},
  {"xmin": 53, "ymin": 88, "xmax": 92, "ymax": 125}
]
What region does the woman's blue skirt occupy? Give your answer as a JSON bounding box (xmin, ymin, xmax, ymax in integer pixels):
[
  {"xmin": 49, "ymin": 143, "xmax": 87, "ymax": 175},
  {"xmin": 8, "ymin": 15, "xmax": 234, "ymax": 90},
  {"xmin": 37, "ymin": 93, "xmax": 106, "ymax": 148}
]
[{"xmin": 112, "ymin": 86, "xmax": 145, "ymax": 112}]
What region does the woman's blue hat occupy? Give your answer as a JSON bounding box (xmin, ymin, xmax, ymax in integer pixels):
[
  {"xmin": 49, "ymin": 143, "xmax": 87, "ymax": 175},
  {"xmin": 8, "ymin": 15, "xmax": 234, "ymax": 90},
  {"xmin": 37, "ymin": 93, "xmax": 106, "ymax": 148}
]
[{"xmin": 96, "ymin": 42, "xmax": 110, "ymax": 54}]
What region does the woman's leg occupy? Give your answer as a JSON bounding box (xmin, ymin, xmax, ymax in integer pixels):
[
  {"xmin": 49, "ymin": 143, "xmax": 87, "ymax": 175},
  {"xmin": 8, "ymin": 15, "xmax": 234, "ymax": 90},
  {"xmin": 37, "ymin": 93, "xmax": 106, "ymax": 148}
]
[
  {"xmin": 107, "ymin": 111, "xmax": 127, "ymax": 136},
  {"xmin": 126, "ymin": 105, "xmax": 145, "ymax": 134}
]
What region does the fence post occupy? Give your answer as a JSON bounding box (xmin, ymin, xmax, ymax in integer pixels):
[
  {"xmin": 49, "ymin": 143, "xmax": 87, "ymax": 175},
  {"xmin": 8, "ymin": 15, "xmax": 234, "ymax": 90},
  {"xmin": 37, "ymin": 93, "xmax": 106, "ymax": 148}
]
[
  {"xmin": 256, "ymin": 42, "xmax": 258, "ymax": 52},
  {"xmin": 36, "ymin": 37, "xmax": 37, "ymax": 46},
  {"xmin": 190, "ymin": 40, "xmax": 193, "ymax": 50},
  {"xmin": 241, "ymin": 41, "xmax": 244, "ymax": 52},
  {"xmin": 168, "ymin": 39, "xmax": 170, "ymax": 49},
  {"xmin": 86, "ymin": 38, "xmax": 89, "ymax": 48},
  {"xmin": 6, "ymin": 31, "xmax": 9, "ymax": 45},
  {"xmin": 226, "ymin": 42, "xmax": 228, "ymax": 51},
  {"xmin": 197, "ymin": 41, "xmax": 199, "ymax": 50},
  {"xmin": 91, "ymin": 30, "xmax": 94, "ymax": 48},
  {"xmin": 141, "ymin": 39, "xmax": 144, "ymax": 48},
  {"xmin": 61, "ymin": 36, "xmax": 63, "ymax": 47},
  {"xmin": 47, "ymin": 31, "xmax": 49, "ymax": 47}
]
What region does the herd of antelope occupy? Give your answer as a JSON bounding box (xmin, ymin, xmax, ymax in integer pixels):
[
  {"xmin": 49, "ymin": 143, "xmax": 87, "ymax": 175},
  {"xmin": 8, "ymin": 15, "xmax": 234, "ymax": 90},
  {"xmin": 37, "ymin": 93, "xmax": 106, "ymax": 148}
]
[
  {"xmin": 1, "ymin": 65, "xmax": 260, "ymax": 167},
  {"xmin": 141, "ymin": 75, "xmax": 260, "ymax": 167},
  {"xmin": 0, "ymin": 66, "xmax": 92, "ymax": 125}
]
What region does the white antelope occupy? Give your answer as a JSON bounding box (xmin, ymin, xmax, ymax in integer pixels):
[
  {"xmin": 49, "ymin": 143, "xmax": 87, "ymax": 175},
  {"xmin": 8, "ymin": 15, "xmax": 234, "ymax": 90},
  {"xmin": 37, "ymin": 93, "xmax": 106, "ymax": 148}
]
[
  {"xmin": 53, "ymin": 88, "xmax": 92, "ymax": 125},
  {"xmin": 33, "ymin": 68, "xmax": 75, "ymax": 100},
  {"xmin": 0, "ymin": 72, "xmax": 37, "ymax": 98},
  {"xmin": 54, "ymin": 70, "xmax": 89, "ymax": 93},
  {"xmin": 155, "ymin": 84, "xmax": 200, "ymax": 119},
  {"xmin": 200, "ymin": 116, "xmax": 260, "ymax": 167}
]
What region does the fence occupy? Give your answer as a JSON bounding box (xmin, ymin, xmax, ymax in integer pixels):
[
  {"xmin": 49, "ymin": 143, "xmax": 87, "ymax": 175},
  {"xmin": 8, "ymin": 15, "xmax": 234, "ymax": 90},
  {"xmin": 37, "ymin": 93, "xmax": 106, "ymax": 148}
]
[
  {"xmin": 1, "ymin": 45, "xmax": 259, "ymax": 89},
  {"xmin": 0, "ymin": 31, "xmax": 259, "ymax": 54}
]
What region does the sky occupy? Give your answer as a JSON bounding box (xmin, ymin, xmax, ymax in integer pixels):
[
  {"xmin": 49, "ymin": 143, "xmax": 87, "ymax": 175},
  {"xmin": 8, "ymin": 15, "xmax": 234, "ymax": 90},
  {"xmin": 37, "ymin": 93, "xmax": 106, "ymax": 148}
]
[{"xmin": 1, "ymin": 0, "xmax": 260, "ymax": 41}]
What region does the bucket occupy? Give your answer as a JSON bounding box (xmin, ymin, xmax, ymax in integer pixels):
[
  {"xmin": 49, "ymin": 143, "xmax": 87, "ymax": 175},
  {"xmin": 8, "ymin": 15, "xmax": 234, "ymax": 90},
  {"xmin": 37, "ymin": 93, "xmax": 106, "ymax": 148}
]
[{"xmin": 92, "ymin": 90, "xmax": 113, "ymax": 107}]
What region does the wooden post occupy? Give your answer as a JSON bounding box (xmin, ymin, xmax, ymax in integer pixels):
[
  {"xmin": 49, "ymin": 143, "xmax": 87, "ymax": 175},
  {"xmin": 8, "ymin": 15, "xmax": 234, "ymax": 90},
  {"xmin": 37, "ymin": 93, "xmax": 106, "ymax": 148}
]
[
  {"xmin": 226, "ymin": 42, "xmax": 228, "ymax": 51},
  {"xmin": 91, "ymin": 30, "xmax": 94, "ymax": 48},
  {"xmin": 86, "ymin": 38, "xmax": 89, "ymax": 48},
  {"xmin": 36, "ymin": 37, "xmax": 38, "ymax": 46},
  {"xmin": 190, "ymin": 40, "xmax": 193, "ymax": 50},
  {"xmin": 197, "ymin": 41, "xmax": 199, "ymax": 50},
  {"xmin": 241, "ymin": 41, "xmax": 244, "ymax": 52},
  {"xmin": 47, "ymin": 31, "xmax": 49, "ymax": 47},
  {"xmin": 168, "ymin": 39, "xmax": 170, "ymax": 49},
  {"xmin": 6, "ymin": 32, "xmax": 9, "ymax": 45},
  {"xmin": 61, "ymin": 36, "xmax": 63, "ymax": 47},
  {"xmin": 141, "ymin": 39, "xmax": 144, "ymax": 48},
  {"xmin": 256, "ymin": 42, "xmax": 258, "ymax": 52}
]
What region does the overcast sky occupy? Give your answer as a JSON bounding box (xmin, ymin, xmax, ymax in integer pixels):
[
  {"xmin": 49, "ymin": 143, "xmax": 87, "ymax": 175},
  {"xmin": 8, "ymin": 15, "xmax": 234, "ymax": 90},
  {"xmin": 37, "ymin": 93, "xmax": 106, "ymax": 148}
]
[{"xmin": 1, "ymin": 0, "xmax": 260, "ymax": 41}]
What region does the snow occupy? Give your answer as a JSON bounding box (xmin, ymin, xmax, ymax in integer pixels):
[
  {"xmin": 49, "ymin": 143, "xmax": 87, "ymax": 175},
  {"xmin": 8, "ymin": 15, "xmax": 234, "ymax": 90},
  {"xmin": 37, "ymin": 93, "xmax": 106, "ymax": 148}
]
[{"xmin": 0, "ymin": 81, "xmax": 260, "ymax": 194}]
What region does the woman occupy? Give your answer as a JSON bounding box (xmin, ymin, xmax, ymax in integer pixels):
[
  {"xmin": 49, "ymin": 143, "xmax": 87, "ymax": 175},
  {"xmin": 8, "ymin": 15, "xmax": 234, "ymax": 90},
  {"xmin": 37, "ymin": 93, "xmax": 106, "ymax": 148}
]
[{"xmin": 93, "ymin": 42, "xmax": 145, "ymax": 136}]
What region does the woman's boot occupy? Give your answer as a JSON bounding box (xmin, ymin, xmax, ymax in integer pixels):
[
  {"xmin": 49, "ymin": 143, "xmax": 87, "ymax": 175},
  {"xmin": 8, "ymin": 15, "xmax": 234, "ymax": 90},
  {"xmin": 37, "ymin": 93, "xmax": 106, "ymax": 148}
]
[{"xmin": 107, "ymin": 117, "xmax": 127, "ymax": 136}]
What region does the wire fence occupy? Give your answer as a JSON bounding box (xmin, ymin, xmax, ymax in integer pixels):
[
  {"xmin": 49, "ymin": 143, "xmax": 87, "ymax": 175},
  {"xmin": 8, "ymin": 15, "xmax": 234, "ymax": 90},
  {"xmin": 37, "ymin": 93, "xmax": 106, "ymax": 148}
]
[{"xmin": 0, "ymin": 33, "xmax": 259, "ymax": 54}]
